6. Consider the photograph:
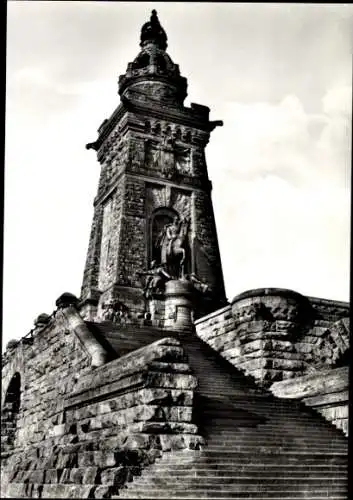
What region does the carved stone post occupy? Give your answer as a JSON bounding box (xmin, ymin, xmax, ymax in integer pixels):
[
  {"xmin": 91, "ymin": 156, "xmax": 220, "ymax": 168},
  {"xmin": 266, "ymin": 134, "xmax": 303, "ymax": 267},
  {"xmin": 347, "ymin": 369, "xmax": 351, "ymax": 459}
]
[{"xmin": 164, "ymin": 279, "xmax": 194, "ymax": 332}]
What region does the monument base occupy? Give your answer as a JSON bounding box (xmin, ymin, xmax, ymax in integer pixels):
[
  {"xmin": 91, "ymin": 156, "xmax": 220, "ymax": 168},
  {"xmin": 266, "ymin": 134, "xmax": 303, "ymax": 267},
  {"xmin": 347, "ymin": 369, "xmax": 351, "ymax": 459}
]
[{"xmin": 164, "ymin": 279, "xmax": 194, "ymax": 332}]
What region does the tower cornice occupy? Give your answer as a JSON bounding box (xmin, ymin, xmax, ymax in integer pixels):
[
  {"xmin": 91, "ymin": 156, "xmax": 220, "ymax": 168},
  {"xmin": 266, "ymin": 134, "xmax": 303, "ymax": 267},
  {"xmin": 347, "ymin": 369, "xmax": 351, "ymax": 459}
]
[{"xmin": 86, "ymin": 95, "xmax": 222, "ymax": 153}]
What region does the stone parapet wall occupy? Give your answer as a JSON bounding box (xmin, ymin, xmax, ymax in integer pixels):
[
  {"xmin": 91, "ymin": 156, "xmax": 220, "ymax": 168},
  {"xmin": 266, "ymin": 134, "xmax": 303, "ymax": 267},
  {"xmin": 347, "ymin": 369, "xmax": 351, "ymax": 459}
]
[
  {"xmin": 2, "ymin": 334, "xmax": 203, "ymax": 498},
  {"xmin": 195, "ymin": 288, "xmax": 349, "ymax": 387},
  {"xmin": 270, "ymin": 366, "xmax": 348, "ymax": 436},
  {"xmin": 1, "ymin": 313, "xmax": 91, "ymax": 455}
]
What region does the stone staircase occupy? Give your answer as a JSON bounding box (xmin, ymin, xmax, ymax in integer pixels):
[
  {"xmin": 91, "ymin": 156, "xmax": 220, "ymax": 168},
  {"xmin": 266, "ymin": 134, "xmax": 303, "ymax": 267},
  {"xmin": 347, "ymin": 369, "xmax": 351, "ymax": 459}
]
[
  {"xmin": 117, "ymin": 335, "xmax": 348, "ymax": 499},
  {"xmin": 2, "ymin": 328, "xmax": 348, "ymax": 499}
]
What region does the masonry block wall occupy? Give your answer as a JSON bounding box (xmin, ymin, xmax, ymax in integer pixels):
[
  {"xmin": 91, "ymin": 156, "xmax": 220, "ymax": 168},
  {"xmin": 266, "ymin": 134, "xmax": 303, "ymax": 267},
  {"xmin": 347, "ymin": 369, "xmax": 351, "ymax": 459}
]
[
  {"xmin": 195, "ymin": 288, "xmax": 349, "ymax": 433},
  {"xmin": 1, "ymin": 305, "xmax": 203, "ymax": 498},
  {"xmin": 1, "ymin": 313, "xmax": 90, "ymax": 459}
]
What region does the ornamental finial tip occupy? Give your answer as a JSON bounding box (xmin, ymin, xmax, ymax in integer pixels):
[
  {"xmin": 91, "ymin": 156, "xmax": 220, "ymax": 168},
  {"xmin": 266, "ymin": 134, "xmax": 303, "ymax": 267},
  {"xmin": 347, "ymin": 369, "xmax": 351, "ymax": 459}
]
[{"xmin": 140, "ymin": 9, "xmax": 167, "ymax": 50}]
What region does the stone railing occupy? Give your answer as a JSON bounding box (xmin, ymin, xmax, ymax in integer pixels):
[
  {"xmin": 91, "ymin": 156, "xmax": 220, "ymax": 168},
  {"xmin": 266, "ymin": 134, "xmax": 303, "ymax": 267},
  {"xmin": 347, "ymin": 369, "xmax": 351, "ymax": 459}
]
[{"xmin": 270, "ymin": 366, "xmax": 348, "ymax": 436}]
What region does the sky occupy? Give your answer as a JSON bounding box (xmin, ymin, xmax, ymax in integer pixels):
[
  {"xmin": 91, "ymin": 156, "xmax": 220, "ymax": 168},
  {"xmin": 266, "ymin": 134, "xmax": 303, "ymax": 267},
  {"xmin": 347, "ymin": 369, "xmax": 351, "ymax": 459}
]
[{"xmin": 3, "ymin": 1, "xmax": 352, "ymax": 349}]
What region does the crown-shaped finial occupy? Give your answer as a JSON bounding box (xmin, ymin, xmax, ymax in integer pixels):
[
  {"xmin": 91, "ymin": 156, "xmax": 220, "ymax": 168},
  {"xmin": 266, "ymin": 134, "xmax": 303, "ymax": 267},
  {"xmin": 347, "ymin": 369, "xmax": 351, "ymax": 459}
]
[{"xmin": 140, "ymin": 9, "xmax": 168, "ymax": 50}]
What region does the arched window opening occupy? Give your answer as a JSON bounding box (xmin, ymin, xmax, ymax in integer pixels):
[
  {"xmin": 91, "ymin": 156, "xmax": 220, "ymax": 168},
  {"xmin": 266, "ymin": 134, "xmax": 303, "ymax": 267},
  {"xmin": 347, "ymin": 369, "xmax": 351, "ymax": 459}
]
[{"xmin": 1, "ymin": 373, "xmax": 21, "ymax": 455}]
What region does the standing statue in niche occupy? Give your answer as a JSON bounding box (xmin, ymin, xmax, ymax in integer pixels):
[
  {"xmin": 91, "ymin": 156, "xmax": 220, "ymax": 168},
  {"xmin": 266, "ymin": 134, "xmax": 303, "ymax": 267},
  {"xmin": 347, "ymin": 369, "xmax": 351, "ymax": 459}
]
[{"xmin": 156, "ymin": 216, "xmax": 190, "ymax": 279}]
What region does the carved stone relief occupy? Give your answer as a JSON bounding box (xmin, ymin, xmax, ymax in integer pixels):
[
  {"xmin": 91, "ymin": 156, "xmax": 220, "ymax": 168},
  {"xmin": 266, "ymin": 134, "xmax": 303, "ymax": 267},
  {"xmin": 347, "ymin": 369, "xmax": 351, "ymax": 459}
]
[
  {"xmin": 145, "ymin": 136, "xmax": 191, "ymax": 178},
  {"xmin": 130, "ymin": 139, "xmax": 146, "ymax": 170},
  {"xmin": 146, "ymin": 185, "xmax": 171, "ymax": 216},
  {"xmin": 131, "ymin": 81, "xmax": 180, "ymax": 105},
  {"xmin": 146, "ymin": 185, "xmax": 191, "ymax": 218},
  {"xmin": 172, "ymin": 190, "xmax": 191, "ymax": 219},
  {"xmin": 98, "ymin": 198, "xmax": 115, "ymax": 290}
]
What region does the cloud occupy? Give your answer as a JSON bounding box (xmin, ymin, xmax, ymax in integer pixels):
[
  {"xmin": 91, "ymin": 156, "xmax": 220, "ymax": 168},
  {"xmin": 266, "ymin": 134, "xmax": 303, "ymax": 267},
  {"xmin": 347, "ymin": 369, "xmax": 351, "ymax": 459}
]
[
  {"xmin": 208, "ymin": 87, "xmax": 351, "ymax": 302},
  {"xmin": 323, "ymin": 85, "xmax": 352, "ymax": 116}
]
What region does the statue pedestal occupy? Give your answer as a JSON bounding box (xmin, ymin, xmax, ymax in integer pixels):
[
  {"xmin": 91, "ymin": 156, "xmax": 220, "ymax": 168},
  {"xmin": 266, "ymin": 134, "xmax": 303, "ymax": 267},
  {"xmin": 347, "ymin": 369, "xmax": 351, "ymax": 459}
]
[
  {"xmin": 148, "ymin": 296, "xmax": 164, "ymax": 327},
  {"xmin": 164, "ymin": 279, "xmax": 194, "ymax": 332}
]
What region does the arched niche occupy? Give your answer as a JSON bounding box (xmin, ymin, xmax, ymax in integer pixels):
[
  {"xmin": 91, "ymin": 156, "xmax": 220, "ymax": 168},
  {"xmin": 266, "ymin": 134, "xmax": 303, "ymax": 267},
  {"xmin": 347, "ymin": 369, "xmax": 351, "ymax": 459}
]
[
  {"xmin": 1, "ymin": 372, "xmax": 21, "ymax": 455},
  {"xmin": 148, "ymin": 207, "xmax": 191, "ymax": 276},
  {"xmin": 149, "ymin": 207, "xmax": 178, "ymax": 266}
]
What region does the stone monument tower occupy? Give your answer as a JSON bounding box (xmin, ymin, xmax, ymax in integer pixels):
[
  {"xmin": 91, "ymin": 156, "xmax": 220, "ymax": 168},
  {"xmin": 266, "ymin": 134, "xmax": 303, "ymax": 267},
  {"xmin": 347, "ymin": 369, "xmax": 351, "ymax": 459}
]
[{"xmin": 80, "ymin": 10, "xmax": 227, "ymax": 324}]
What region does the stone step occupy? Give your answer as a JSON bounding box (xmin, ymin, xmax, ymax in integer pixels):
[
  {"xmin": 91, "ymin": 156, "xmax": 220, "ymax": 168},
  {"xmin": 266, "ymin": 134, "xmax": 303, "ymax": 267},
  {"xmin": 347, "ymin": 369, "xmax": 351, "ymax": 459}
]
[
  {"xmin": 147, "ymin": 466, "xmax": 347, "ymax": 476},
  {"xmin": 198, "ymin": 402, "xmax": 327, "ymax": 415},
  {"xmin": 203, "ymin": 420, "xmax": 344, "ymax": 430},
  {"xmin": 198, "ymin": 416, "xmax": 334, "ymax": 426},
  {"xmin": 203, "ymin": 438, "xmax": 348, "ymax": 447},
  {"xmin": 132, "ymin": 477, "xmax": 347, "ymax": 486},
  {"xmin": 118, "ymin": 497, "xmax": 347, "ymax": 500},
  {"xmin": 203, "ymin": 436, "xmax": 347, "ymax": 445},
  {"xmin": 117, "ymin": 488, "xmax": 347, "ymax": 499},
  {"xmin": 197, "ymin": 397, "xmax": 327, "ymax": 409},
  {"xmin": 195, "ymin": 392, "xmax": 289, "ymax": 402},
  {"xmin": 201, "ymin": 422, "xmax": 345, "ymax": 434},
  {"xmin": 205, "ymin": 432, "xmax": 347, "ymax": 443},
  {"xmin": 200, "ymin": 447, "xmax": 348, "ymax": 454},
  {"xmin": 194, "ymin": 380, "xmax": 260, "ymax": 387},
  {"xmin": 193, "ymin": 393, "xmax": 299, "ymax": 409},
  {"xmin": 206, "ymin": 420, "xmax": 348, "ymax": 436},
  {"xmin": 202, "ymin": 423, "xmax": 346, "ymax": 436},
  {"xmin": 202, "ymin": 441, "xmax": 347, "ymax": 450},
  {"xmin": 194, "ymin": 376, "xmax": 251, "ymax": 383},
  {"xmin": 157, "ymin": 452, "xmax": 347, "ymax": 464},
  {"xmin": 200, "ymin": 403, "xmax": 342, "ymax": 427},
  {"xmin": 204, "ymin": 417, "xmax": 344, "ymax": 427},
  {"xmin": 199, "ymin": 408, "xmax": 340, "ymax": 423},
  {"xmin": 199, "ymin": 416, "xmax": 347, "ymax": 439},
  {"xmin": 202, "ymin": 430, "xmax": 346, "ymax": 442},
  {"xmin": 156, "ymin": 461, "xmax": 348, "ymax": 471},
  {"xmin": 202, "ymin": 424, "xmax": 345, "ymax": 436}
]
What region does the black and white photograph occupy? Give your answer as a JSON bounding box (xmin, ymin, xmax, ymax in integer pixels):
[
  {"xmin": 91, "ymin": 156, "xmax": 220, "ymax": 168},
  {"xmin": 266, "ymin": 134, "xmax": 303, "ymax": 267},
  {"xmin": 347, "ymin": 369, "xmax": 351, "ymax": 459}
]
[{"xmin": 2, "ymin": 2, "xmax": 351, "ymax": 499}]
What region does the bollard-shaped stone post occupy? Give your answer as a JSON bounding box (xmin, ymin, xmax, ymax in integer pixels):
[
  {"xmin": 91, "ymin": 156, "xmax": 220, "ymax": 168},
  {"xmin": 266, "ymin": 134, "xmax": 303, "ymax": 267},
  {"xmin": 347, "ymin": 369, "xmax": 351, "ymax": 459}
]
[{"xmin": 164, "ymin": 279, "xmax": 194, "ymax": 332}]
